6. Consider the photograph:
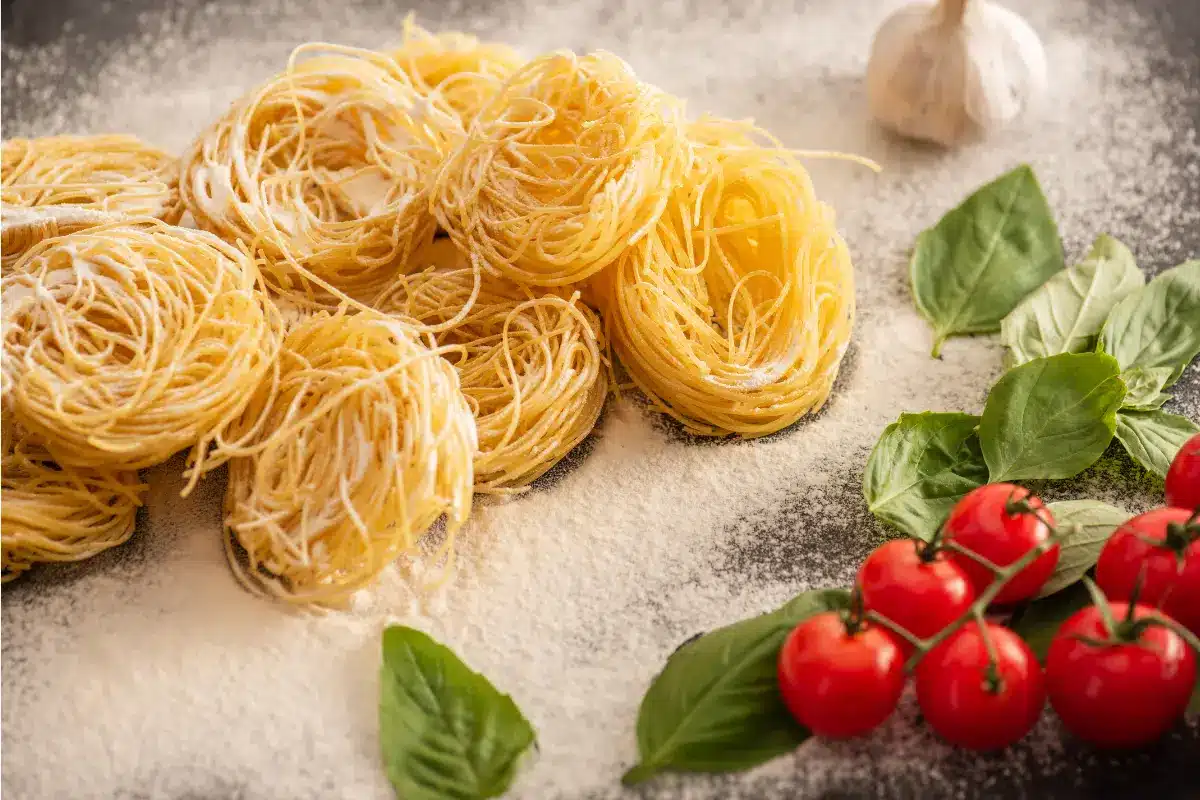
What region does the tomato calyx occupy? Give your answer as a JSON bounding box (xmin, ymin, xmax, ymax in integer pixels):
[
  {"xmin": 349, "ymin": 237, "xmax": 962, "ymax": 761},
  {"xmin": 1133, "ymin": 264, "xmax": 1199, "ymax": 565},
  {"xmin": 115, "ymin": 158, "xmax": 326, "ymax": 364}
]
[
  {"xmin": 1151, "ymin": 513, "xmax": 1200, "ymax": 564},
  {"xmin": 1080, "ymin": 575, "xmax": 1200, "ymax": 656}
]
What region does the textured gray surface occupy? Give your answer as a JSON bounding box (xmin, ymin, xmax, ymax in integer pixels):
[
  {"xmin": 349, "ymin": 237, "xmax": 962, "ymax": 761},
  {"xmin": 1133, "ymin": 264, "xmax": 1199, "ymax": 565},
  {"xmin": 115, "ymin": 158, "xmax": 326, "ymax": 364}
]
[{"xmin": 2, "ymin": 0, "xmax": 1200, "ymax": 798}]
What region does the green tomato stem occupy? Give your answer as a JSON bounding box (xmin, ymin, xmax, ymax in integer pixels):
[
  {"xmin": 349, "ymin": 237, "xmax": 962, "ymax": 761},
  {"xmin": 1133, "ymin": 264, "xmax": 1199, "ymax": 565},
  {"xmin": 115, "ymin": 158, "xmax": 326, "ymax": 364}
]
[
  {"xmin": 863, "ymin": 610, "xmax": 925, "ymax": 649},
  {"xmin": 901, "ymin": 517, "xmax": 1070, "ymax": 673}
]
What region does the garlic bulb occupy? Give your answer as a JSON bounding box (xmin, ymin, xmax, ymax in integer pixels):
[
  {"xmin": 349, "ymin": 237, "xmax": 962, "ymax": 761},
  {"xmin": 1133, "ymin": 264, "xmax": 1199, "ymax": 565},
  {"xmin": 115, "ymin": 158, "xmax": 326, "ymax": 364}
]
[{"xmin": 866, "ymin": 0, "xmax": 1047, "ymax": 147}]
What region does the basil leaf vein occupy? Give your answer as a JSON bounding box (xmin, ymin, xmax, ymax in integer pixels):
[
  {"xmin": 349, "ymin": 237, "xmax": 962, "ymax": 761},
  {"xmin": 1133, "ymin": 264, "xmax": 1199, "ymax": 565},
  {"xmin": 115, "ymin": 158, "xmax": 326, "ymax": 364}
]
[
  {"xmin": 862, "ymin": 412, "xmax": 988, "ymax": 541},
  {"xmin": 1098, "ymin": 259, "xmax": 1200, "ymax": 386},
  {"xmin": 1000, "ymin": 234, "xmax": 1142, "ymax": 366},
  {"xmin": 624, "ymin": 589, "xmax": 850, "ymax": 785},
  {"xmin": 910, "ymin": 164, "xmax": 1063, "ymax": 357},
  {"xmin": 380, "ymin": 626, "xmax": 536, "ymax": 800},
  {"xmin": 1114, "ymin": 409, "xmax": 1200, "ymax": 479},
  {"xmin": 1036, "ymin": 500, "xmax": 1128, "ymax": 599},
  {"xmin": 979, "ymin": 352, "xmax": 1125, "ymax": 482},
  {"xmin": 1120, "ymin": 365, "xmax": 1175, "ymax": 410}
]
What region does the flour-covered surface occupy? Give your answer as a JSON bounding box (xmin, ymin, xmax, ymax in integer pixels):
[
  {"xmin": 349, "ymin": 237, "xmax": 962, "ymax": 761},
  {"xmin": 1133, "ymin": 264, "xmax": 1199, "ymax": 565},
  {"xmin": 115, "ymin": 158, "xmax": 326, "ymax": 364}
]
[{"xmin": 2, "ymin": 0, "xmax": 1199, "ymax": 798}]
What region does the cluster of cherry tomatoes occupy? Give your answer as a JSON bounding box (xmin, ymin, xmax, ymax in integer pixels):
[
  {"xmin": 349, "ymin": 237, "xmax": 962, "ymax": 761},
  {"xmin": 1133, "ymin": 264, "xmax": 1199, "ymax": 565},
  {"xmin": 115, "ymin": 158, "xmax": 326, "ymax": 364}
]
[{"xmin": 778, "ymin": 432, "xmax": 1200, "ymax": 751}]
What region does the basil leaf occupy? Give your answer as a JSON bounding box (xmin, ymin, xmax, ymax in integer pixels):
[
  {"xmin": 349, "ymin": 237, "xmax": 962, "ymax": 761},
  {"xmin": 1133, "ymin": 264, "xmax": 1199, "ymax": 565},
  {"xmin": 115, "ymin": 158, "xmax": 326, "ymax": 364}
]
[
  {"xmin": 1009, "ymin": 581, "xmax": 1091, "ymax": 662},
  {"xmin": 1098, "ymin": 260, "xmax": 1200, "ymax": 386},
  {"xmin": 1035, "ymin": 500, "xmax": 1128, "ymax": 599},
  {"xmin": 863, "ymin": 412, "xmax": 988, "ymax": 541},
  {"xmin": 1114, "ymin": 409, "xmax": 1200, "ymax": 479},
  {"xmin": 910, "ymin": 165, "xmax": 1064, "ymax": 357},
  {"xmin": 624, "ymin": 589, "xmax": 850, "ymax": 785},
  {"xmin": 380, "ymin": 626, "xmax": 536, "ymax": 800},
  {"xmin": 1120, "ymin": 366, "xmax": 1174, "ymax": 411},
  {"xmin": 979, "ymin": 352, "xmax": 1125, "ymax": 482},
  {"xmin": 1000, "ymin": 234, "xmax": 1142, "ymax": 366}
]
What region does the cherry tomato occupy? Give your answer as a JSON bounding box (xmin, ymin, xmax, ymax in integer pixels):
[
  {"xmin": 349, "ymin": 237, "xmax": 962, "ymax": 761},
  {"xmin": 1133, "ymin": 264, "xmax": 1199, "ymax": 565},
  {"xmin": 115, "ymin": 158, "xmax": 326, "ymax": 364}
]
[
  {"xmin": 777, "ymin": 612, "xmax": 906, "ymax": 738},
  {"xmin": 858, "ymin": 539, "xmax": 975, "ymax": 651},
  {"xmin": 1165, "ymin": 432, "xmax": 1200, "ymax": 510},
  {"xmin": 1095, "ymin": 507, "xmax": 1200, "ymax": 636},
  {"xmin": 915, "ymin": 622, "xmax": 1045, "ymax": 750},
  {"xmin": 942, "ymin": 483, "xmax": 1058, "ymax": 605},
  {"xmin": 1045, "ymin": 602, "xmax": 1196, "ymax": 749}
]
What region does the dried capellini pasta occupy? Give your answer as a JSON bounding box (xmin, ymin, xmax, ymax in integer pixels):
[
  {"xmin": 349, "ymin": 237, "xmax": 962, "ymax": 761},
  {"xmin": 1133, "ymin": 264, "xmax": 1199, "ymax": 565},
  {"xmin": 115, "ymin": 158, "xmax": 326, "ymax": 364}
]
[
  {"xmin": 596, "ymin": 118, "xmax": 856, "ymax": 437},
  {"xmin": 221, "ymin": 311, "xmax": 476, "ymax": 606},
  {"xmin": 1, "ymin": 135, "xmax": 182, "ymax": 222},
  {"xmin": 181, "ymin": 44, "xmax": 461, "ymax": 307},
  {"xmin": 1, "ymin": 203, "xmax": 121, "ymax": 271},
  {"xmin": 390, "ymin": 14, "xmax": 523, "ymax": 126},
  {"xmin": 434, "ymin": 50, "xmax": 692, "ymax": 287},
  {"xmin": 375, "ymin": 238, "xmax": 606, "ymax": 491},
  {"xmin": 2, "ymin": 427, "xmax": 146, "ymax": 582},
  {"xmin": 1, "ymin": 219, "xmax": 282, "ymax": 491}
]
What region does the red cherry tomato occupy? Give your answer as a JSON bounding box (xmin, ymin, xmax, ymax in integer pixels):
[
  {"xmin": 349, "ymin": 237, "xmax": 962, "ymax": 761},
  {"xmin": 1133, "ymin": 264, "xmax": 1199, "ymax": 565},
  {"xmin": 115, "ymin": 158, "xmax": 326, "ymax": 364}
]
[
  {"xmin": 777, "ymin": 612, "xmax": 906, "ymax": 738},
  {"xmin": 857, "ymin": 539, "xmax": 975, "ymax": 651},
  {"xmin": 942, "ymin": 483, "xmax": 1058, "ymax": 605},
  {"xmin": 1045, "ymin": 602, "xmax": 1196, "ymax": 749},
  {"xmin": 1095, "ymin": 507, "xmax": 1200, "ymax": 636},
  {"xmin": 915, "ymin": 622, "xmax": 1045, "ymax": 751},
  {"xmin": 1165, "ymin": 432, "xmax": 1200, "ymax": 510}
]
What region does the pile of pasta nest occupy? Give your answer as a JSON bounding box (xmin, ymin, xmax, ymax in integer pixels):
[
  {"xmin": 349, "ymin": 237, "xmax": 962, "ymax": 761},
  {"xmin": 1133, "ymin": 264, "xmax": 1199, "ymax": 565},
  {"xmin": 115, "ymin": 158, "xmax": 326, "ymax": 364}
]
[{"xmin": 0, "ymin": 21, "xmax": 858, "ymax": 607}]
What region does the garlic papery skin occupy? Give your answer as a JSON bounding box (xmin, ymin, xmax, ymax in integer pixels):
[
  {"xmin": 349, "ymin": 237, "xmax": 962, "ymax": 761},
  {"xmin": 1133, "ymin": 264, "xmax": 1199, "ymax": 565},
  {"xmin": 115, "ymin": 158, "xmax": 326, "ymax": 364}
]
[{"xmin": 866, "ymin": 0, "xmax": 1048, "ymax": 147}]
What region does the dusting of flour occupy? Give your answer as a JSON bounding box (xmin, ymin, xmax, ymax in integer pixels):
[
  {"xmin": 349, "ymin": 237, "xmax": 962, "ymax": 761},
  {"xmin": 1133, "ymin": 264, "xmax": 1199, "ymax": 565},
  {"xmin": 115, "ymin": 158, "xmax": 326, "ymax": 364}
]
[{"xmin": 3, "ymin": 0, "xmax": 1199, "ymax": 798}]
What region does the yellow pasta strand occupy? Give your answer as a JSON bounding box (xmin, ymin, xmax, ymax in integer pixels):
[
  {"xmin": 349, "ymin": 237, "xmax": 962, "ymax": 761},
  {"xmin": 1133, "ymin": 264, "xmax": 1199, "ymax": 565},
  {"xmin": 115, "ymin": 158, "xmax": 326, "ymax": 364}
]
[
  {"xmin": 221, "ymin": 311, "xmax": 476, "ymax": 606},
  {"xmin": 1, "ymin": 204, "xmax": 122, "ymax": 271},
  {"xmin": 596, "ymin": 117, "xmax": 855, "ymax": 437},
  {"xmin": 1, "ymin": 135, "xmax": 182, "ymax": 222},
  {"xmin": 2, "ymin": 427, "xmax": 146, "ymax": 582},
  {"xmin": 390, "ymin": 15, "xmax": 523, "ymax": 126},
  {"xmin": 1, "ymin": 219, "xmax": 282, "ymax": 491},
  {"xmin": 181, "ymin": 44, "xmax": 462, "ymax": 307},
  {"xmin": 434, "ymin": 50, "xmax": 692, "ymax": 287},
  {"xmin": 375, "ymin": 238, "xmax": 606, "ymax": 492}
]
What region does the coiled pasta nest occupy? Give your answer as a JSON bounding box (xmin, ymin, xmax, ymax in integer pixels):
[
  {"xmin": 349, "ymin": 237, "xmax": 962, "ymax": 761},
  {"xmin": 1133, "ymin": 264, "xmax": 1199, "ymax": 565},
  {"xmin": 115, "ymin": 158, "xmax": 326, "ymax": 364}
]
[
  {"xmin": 181, "ymin": 45, "xmax": 462, "ymax": 306},
  {"xmin": 221, "ymin": 311, "xmax": 477, "ymax": 606},
  {"xmin": 390, "ymin": 15, "xmax": 523, "ymax": 126},
  {"xmin": 1, "ymin": 135, "xmax": 182, "ymax": 222},
  {"xmin": 1, "ymin": 204, "xmax": 122, "ymax": 271},
  {"xmin": 598, "ymin": 118, "xmax": 855, "ymax": 436},
  {"xmin": 375, "ymin": 238, "xmax": 606, "ymax": 491},
  {"xmin": 1, "ymin": 219, "xmax": 282, "ymax": 490},
  {"xmin": 434, "ymin": 50, "xmax": 692, "ymax": 287},
  {"xmin": 2, "ymin": 428, "xmax": 146, "ymax": 582}
]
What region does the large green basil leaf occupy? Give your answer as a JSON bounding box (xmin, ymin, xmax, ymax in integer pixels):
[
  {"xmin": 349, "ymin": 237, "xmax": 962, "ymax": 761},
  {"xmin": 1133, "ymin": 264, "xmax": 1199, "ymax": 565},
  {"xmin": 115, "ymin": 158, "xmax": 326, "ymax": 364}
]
[
  {"xmin": 624, "ymin": 589, "xmax": 850, "ymax": 785},
  {"xmin": 979, "ymin": 352, "xmax": 1125, "ymax": 482},
  {"xmin": 380, "ymin": 626, "xmax": 536, "ymax": 800},
  {"xmin": 1000, "ymin": 234, "xmax": 1142, "ymax": 366},
  {"xmin": 1035, "ymin": 500, "xmax": 1128, "ymax": 599},
  {"xmin": 1114, "ymin": 409, "xmax": 1200, "ymax": 478},
  {"xmin": 1120, "ymin": 365, "xmax": 1174, "ymax": 411},
  {"xmin": 1098, "ymin": 260, "xmax": 1200, "ymax": 386},
  {"xmin": 910, "ymin": 165, "xmax": 1064, "ymax": 357},
  {"xmin": 1009, "ymin": 581, "xmax": 1091, "ymax": 662},
  {"xmin": 863, "ymin": 412, "xmax": 988, "ymax": 541}
]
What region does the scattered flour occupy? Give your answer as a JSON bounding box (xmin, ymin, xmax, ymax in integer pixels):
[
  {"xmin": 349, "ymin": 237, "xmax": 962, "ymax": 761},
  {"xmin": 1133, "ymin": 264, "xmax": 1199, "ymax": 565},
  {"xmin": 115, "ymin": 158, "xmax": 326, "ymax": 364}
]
[{"xmin": 2, "ymin": 0, "xmax": 1199, "ymax": 798}]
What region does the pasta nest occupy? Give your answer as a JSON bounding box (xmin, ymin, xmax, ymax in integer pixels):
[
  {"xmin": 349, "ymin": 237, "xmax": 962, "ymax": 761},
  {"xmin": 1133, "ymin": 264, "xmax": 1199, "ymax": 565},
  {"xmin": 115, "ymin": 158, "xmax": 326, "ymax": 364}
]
[
  {"xmin": 434, "ymin": 50, "xmax": 692, "ymax": 287},
  {"xmin": 390, "ymin": 15, "xmax": 524, "ymax": 127},
  {"xmin": 597, "ymin": 118, "xmax": 856, "ymax": 437},
  {"xmin": 1, "ymin": 135, "xmax": 183, "ymax": 222},
  {"xmin": 374, "ymin": 238, "xmax": 607, "ymax": 492},
  {"xmin": 2, "ymin": 427, "xmax": 146, "ymax": 582},
  {"xmin": 181, "ymin": 45, "xmax": 461, "ymax": 306},
  {"xmin": 1, "ymin": 219, "xmax": 282, "ymax": 490},
  {"xmin": 1, "ymin": 204, "xmax": 123, "ymax": 271},
  {"xmin": 221, "ymin": 311, "xmax": 477, "ymax": 606}
]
